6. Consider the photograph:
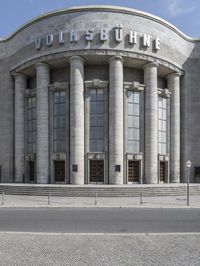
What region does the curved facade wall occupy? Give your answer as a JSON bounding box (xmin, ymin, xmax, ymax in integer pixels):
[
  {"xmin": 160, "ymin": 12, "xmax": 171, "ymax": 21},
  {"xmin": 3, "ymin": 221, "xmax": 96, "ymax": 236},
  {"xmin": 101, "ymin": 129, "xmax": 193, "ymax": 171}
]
[{"xmin": 0, "ymin": 5, "xmax": 200, "ymax": 184}]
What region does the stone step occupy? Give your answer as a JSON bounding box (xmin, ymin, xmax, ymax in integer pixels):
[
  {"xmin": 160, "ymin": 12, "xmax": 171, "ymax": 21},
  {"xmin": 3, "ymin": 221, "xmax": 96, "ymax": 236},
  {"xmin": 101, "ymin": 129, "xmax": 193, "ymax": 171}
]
[{"xmin": 0, "ymin": 184, "xmax": 199, "ymax": 197}]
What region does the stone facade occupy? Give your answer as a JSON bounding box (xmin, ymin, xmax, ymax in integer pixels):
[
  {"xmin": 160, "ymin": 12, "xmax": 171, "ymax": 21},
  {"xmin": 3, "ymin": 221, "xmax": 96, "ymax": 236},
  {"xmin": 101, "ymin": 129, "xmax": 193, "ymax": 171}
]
[{"xmin": 0, "ymin": 5, "xmax": 200, "ymax": 184}]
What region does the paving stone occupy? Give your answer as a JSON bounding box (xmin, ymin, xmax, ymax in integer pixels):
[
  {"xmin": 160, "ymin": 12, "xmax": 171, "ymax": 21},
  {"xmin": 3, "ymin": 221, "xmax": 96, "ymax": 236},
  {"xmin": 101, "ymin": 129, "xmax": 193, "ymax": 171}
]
[{"xmin": 0, "ymin": 233, "xmax": 200, "ymax": 266}]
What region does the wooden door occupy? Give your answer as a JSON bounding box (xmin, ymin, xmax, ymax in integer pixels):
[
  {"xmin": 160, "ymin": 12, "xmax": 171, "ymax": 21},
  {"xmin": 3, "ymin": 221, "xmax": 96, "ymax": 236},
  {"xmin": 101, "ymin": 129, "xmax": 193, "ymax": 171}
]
[
  {"xmin": 55, "ymin": 160, "xmax": 65, "ymax": 183},
  {"xmin": 128, "ymin": 160, "xmax": 139, "ymax": 182},
  {"xmin": 90, "ymin": 160, "xmax": 104, "ymax": 183},
  {"xmin": 160, "ymin": 161, "xmax": 165, "ymax": 182}
]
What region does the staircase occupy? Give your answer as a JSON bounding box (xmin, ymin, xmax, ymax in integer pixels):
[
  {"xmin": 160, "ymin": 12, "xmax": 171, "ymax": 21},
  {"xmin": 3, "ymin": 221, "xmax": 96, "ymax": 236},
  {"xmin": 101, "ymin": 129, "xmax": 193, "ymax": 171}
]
[{"xmin": 0, "ymin": 184, "xmax": 199, "ymax": 197}]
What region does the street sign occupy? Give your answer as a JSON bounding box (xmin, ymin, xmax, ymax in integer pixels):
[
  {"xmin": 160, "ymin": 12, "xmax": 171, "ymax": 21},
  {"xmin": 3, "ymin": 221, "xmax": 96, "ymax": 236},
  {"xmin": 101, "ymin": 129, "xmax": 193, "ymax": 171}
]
[{"xmin": 186, "ymin": 160, "xmax": 192, "ymax": 168}]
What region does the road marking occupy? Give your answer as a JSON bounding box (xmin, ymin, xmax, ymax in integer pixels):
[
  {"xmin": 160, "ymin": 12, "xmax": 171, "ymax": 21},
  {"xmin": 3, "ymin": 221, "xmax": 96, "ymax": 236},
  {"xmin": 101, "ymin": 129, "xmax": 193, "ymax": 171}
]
[{"xmin": 0, "ymin": 231, "xmax": 200, "ymax": 236}]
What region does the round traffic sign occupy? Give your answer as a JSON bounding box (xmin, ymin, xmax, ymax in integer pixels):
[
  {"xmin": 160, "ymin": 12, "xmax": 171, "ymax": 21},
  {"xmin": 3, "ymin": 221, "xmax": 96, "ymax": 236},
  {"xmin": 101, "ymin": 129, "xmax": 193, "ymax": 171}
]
[{"xmin": 186, "ymin": 160, "xmax": 192, "ymax": 168}]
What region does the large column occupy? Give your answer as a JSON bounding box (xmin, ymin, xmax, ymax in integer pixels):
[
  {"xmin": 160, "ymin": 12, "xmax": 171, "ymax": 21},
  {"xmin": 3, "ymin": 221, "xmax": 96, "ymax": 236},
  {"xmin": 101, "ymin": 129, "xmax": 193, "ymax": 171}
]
[
  {"xmin": 109, "ymin": 56, "xmax": 124, "ymax": 184},
  {"xmin": 35, "ymin": 63, "xmax": 50, "ymax": 184},
  {"xmin": 69, "ymin": 56, "xmax": 84, "ymax": 185},
  {"xmin": 14, "ymin": 73, "xmax": 27, "ymax": 183},
  {"xmin": 168, "ymin": 72, "xmax": 181, "ymax": 183},
  {"xmin": 144, "ymin": 62, "xmax": 158, "ymax": 184}
]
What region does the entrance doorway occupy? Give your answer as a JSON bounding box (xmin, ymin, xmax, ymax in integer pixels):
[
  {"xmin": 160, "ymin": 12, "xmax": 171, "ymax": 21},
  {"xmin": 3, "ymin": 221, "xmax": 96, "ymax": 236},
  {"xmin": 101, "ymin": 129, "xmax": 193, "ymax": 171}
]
[
  {"xmin": 128, "ymin": 160, "xmax": 140, "ymax": 183},
  {"xmin": 90, "ymin": 160, "xmax": 104, "ymax": 183},
  {"xmin": 27, "ymin": 161, "xmax": 35, "ymax": 183},
  {"xmin": 160, "ymin": 161, "xmax": 166, "ymax": 183},
  {"xmin": 54, "ymin": 160, "xmax": 65, "ymax": 183}
]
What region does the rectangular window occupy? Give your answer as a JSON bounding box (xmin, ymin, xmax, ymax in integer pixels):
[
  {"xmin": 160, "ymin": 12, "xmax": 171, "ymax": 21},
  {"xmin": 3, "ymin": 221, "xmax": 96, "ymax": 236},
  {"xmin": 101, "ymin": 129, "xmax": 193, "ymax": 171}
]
[
  {"xmin": 158, "ymin": 97, "xmax": 167, "ymax": 154},
  {"xmin": 89, "ymin": 88, "xmax": 104, "ymax": 152},
  {"xmin": 27, "ymin": 96, "xmax": 36, "ymax": 154},
  {"xmin": 127, "ymin": 91, "xmax": 140, "ymax": 153},
  {"xmin": 53, "ymin": 91, "xmax": 66, "ymax": 152}
]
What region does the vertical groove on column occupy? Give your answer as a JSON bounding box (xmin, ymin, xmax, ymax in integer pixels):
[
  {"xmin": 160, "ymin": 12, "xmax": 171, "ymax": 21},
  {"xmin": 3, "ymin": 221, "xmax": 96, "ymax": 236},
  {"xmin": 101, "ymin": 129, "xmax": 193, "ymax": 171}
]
[
  {"xmin": 168, "ymin": 72, "xmax": 181, "ymax": 183},
  {"xmin": 36, "ymin": 63, "xmax": 50, "ymax": 184},
  {"xmin": 144, "ymin": 62, "xmax": 158, "ymax": 184},
  {"xmin": 14, "ymin": 73, "xmax": 27, "ymax": 183},
  {"xmin": 108, "ymin": 56, "xmax": 124, "ymax": 185},
  {"xmin": 69, "ymin": 56, "xmax": 84, "ymax": 185}
]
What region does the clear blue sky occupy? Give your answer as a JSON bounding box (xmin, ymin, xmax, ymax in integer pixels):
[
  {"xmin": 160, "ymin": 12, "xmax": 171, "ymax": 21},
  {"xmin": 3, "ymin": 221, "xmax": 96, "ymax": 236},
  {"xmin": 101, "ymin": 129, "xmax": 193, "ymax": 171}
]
[{"xmin": 0, "ymin": 0, "xmax": 199, "ymax": 38}]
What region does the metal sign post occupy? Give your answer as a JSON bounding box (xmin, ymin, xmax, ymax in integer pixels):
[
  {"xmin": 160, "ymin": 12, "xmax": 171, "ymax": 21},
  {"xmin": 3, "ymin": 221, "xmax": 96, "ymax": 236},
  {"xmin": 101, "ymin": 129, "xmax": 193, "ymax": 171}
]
[{"xmin": 186, "ymin": 160, "xmax": 191, "ymax": 206}]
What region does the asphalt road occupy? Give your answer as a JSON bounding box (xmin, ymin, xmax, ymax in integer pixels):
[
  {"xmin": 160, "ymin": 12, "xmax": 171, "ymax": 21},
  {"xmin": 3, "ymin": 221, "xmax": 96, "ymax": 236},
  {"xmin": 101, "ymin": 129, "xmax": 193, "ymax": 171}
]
[{"xmin": 0, "ymin": 208, "xmax": 200, "ymax": 233}]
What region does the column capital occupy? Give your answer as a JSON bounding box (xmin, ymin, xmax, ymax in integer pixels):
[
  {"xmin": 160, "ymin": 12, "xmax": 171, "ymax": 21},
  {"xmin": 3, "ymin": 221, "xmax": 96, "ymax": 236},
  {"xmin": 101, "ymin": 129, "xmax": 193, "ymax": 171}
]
[
  {"xmin": 167, "ymin": 72, "xmax": 181, "ymax": 80},
  {"xmin": 35, "ymin": 62, "xmax": 51, "ymax": 70},
  {"xmin": 69, "ymin": 56, "xmax": 85, "ymax": 64},
  {"xmin": 108, "ymin": 55, "xmax": 124, "ymax": 64},
  {"xmin": 143, "ymin": 61, "xmax": 159, "ymax": 70},
  {"xmin": 13, "ymin": 72, "xmax": 28, "ymax": 80}
]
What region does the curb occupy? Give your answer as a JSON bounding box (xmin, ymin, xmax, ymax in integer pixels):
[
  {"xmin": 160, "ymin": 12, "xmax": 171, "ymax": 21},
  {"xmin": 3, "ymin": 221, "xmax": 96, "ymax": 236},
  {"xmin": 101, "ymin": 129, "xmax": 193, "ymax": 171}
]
[{"xmin": 0, "ymin": 204, "xmax": 198, "ymax": 209}]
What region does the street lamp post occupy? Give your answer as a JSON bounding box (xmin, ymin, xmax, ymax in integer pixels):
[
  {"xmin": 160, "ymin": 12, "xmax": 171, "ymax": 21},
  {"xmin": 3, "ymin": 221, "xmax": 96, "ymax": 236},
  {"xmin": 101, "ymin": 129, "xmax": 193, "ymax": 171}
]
[{"xmin": 186, "ymin": 160, "xmax": 192, "ymax": 206}]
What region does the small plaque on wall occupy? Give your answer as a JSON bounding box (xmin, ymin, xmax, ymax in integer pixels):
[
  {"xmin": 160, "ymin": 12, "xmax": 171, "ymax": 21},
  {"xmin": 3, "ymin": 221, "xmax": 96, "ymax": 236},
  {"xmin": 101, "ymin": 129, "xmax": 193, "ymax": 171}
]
[
  {"xmin": 72, "ymin": 164, "xmax": 78, "ymax": 172},
  {"xmin": 115, "ymin": 165, "xmax": 121, "ymax": 172}
]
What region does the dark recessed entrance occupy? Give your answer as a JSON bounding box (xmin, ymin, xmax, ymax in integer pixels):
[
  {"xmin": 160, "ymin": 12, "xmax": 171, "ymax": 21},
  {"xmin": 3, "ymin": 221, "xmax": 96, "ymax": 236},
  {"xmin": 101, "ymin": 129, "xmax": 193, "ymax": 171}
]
[
  {"xmin": 28, "ymin": 161, "xmax": 35, "ymax": 183},
  {"xmin": 160, "ymin": 161, "xmax": 166, "ymax": 183},
  {"xmin": 90, "ymin": 160, "xmax": 104, "ymax": 183},
  {"xmin": 128, "ymin": 160, "xmax": 139, "ymax": 183},
  {"xmin": 54, "ymin": 160, "xmax": 65, "ymax": 183}
]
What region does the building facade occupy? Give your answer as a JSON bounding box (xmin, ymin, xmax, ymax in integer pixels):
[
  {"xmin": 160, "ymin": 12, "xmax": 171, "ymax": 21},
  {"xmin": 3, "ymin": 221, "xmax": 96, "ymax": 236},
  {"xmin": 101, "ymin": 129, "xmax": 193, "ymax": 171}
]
[{"xmin": 0, "ymin": 5, "xmax": 200, "ymax": 184}]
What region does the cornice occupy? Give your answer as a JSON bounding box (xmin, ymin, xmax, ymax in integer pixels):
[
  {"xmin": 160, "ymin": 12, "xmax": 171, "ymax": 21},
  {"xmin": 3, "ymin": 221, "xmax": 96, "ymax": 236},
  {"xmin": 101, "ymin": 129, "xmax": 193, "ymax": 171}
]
[
  {"xmin": 10, "ymin": 49, "xmax": 184, "ymax": 75},
  {"xmin": 0, "ymin": 5, "xmax": 200, "ymax": 43}
]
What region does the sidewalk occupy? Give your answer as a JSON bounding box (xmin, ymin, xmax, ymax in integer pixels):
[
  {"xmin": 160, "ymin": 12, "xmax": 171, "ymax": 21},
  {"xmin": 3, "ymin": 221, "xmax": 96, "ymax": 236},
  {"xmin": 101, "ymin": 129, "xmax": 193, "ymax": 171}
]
[{"xmin": 0, "ymin": 194, "xmax": 200, "ymax": 208}]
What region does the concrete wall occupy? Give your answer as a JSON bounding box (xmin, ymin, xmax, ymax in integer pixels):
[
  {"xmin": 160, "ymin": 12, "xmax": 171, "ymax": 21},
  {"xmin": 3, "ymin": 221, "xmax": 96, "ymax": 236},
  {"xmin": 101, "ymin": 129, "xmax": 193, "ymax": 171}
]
[{"xmin": 0, "ymin": 59, "xmax": 14, "ymax": 182}]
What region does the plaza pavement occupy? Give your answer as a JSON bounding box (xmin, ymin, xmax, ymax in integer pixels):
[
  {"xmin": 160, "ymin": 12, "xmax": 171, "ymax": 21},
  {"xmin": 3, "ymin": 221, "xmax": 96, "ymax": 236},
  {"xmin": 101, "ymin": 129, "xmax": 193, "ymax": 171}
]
[{"xmin": 0, "ymin": 232, "xmax": 200, "ymax": 266}]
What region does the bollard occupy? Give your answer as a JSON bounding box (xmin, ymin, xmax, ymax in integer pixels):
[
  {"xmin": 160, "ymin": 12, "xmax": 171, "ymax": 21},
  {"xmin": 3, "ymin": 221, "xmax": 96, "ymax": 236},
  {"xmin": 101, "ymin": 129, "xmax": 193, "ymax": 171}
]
[
  {"xmin": 48, "ymin": 192, "xmax": 50, "ymax": 205},
  {"xmin": 140, "ymin": 192, "xmax": 143, "ymax": 205},
  {"xmin": 95, "ymin": 193, "xmax": 97, "ymax": 206},
  {"xmin": 2, "ymin": 192, "xmax": 4, "ymax": 205}
]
